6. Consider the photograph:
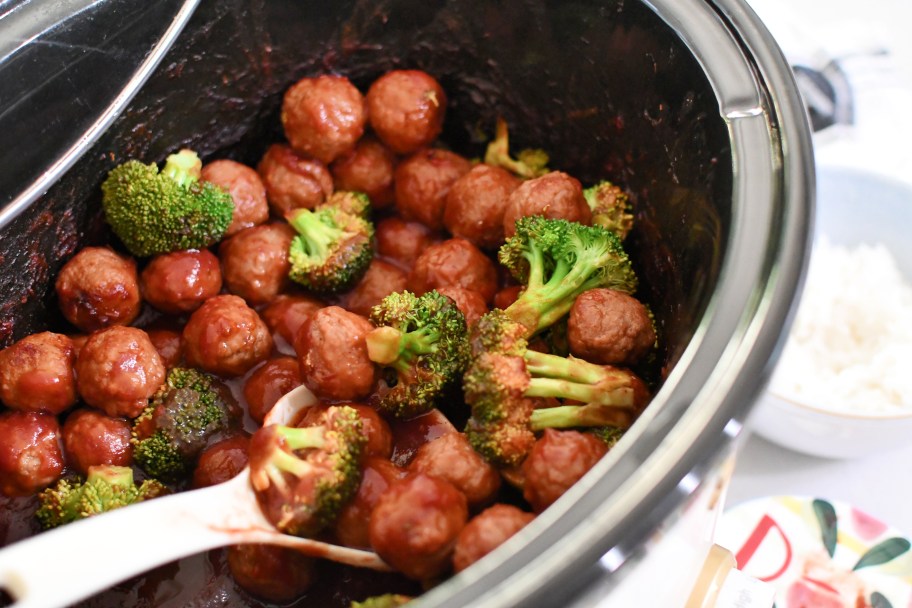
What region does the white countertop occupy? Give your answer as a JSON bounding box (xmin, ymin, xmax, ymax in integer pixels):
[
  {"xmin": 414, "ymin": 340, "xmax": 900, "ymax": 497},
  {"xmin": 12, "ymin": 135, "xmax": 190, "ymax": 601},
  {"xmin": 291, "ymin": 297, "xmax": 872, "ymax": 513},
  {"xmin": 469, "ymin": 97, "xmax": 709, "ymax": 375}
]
[{"xmin": 726, "ymin": 0, "xmax": 912, "ymax": 545}]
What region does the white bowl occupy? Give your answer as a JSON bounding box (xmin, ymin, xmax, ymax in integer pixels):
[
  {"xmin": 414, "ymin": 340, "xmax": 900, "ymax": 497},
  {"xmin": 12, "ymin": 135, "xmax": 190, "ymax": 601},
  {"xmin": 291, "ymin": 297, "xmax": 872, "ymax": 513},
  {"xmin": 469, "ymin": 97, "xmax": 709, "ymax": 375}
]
[{"xmin": 748, "ymin": 165, "xmax": 912, "ymax": 459}]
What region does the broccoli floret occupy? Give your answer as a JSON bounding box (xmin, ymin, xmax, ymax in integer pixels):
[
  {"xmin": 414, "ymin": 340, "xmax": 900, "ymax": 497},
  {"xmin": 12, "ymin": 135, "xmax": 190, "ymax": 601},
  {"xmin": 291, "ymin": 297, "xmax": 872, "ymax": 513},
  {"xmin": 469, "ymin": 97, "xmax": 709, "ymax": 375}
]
[
  {"xmin": 248, "ymin": 405, "xmax": 366, "ymax": 537},
  {"xmin": 497, "ymin": 216, "xmax": 638, "ymax": 335},
  {"xmin": 589, "ymin": 425, "xmax": 626, "ymax": 448},
  {"xmin": 132, "ymin": 367, "xmax": 240, "ymax": 483},
  {"xmin": 484, "ymin": 117, "xmax": 550, "ymax": 179},
  {"xmin": 325, "ymin": 190, "xmax": 372, "ymax": 219},
  {"xmin": 101, "ymin": 149, "xmax": 234, "ymax": 257},
  {"xmin": 351, "ymin": 594, "xmax": 413, "ymax": 608},
  {"xmin": 35, "ymin": 465, "xmax": 166, "ymax": 529},
  {"xmin": 583, "ymin": 180, "xmax": 634, "ymax": 240},
  {"xmin": 464, "ymin": 312, "xmax": 646, "ymax": 467},
  {"xmin": 365, "ymin": 291, "xmax": 470, "ymax": 419},
  {"xmin": 286, "ymin": 201, "xmax": 374, "ymax": 293}
]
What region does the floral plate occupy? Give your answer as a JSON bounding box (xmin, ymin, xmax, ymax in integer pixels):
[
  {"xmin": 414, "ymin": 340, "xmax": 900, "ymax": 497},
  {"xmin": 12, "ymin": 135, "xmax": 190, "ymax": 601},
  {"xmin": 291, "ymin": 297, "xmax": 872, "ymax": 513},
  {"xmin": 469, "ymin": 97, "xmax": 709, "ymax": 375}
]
[{"xmin": 716, "ymin": 496, "xmax": 912, "ymax": 608}]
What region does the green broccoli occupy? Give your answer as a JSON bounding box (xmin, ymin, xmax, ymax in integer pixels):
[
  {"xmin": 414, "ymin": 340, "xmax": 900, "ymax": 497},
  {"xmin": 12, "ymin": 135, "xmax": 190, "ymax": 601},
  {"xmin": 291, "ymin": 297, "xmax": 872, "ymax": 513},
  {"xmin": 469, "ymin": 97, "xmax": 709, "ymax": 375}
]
[
  {"xmin": 583, "ymin": 180, "xmax": 634, "ymax": 240},
  {"xmin": 286, "ymin": 200, "xmax": 375, "ymax": 293},
  {"xmin": 484, "ymin": 117, "xmax": 550, "ymax": 179},
  {"xmin": 35, "ymin": 465, "xmax": 167, "ymax": 529},
  {"xmin": 101, "ymin": 148, "xmax": 234, "ymax": 257},
  {"xmin": 365, "ymin": 290, "xmax": 470, "ymax": 419},
  {"xmin": 132, "ymin": 367, "xmax": 240, "ymax": 483},
  {"xmin": 497, "ymin": 216, "xmax": 638, "ymax": 336},
  {"xmin": 351, "ymin": 594, "xmax": 413, "ymax": 608},
  {"xmin": 324, "ymin": 190, "xmax": 372, "ymax": 219},
  {"xmin": 248, "ymin": 405, "xmax": 366, "ymax": 537},
  {"xmin": 463, "ymin": 311, "xmax": 646, "ymax": 467}
]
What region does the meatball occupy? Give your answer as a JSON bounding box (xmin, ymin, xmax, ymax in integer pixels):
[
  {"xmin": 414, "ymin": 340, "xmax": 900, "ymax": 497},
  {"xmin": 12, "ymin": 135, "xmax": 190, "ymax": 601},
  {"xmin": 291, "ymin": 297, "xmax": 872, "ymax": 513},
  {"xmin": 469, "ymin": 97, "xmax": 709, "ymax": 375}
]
[
  {"xmin": 200, "ymin": 159, "xmax": 269, "ymax": 236},
  {"xmin": 75, "ymin": 326, "xmax": 166, "ymax": 418},
  {"xmin": 444, "ymin": 164, "xmax": 521, "ymax": 250},
  {"xmin": 0, "ymin": 410, "xmax": 64, "ymax": 496},
  {"xmin": 568, "ymin": 288, "xmax": 656, "ymax": 366},
  {"xmin": 452, "ymin": 504, "xmax": 535, "ymax": 572},
  {"xmin": 394, "ymin": 149, "xmax": 471, "ymax": 231},
  {"xmin": 502, "ymin": 171, "xmax": 592, "ymax": 237},
  {"xmin": 62, "ymin": 408, "xmax": 133, "ymax": 475},
  {"xmin": 0, "ymin": 332, "xmax": 77, "ymax": 414},
  {"xmin": 435, "ymin": 286, "xmax": 488, "ymax": 328},
  {"xmin": 408, "ymin": 238, "xmax": 498, "ymax": 303},
  {"xmin": 146, "ymin": 327, "xmax": 184, "ymax": 368},
  {"xmin": 219, "ymin": 222, "xmax": 295, "ymax": 306},
  {"xmin": 192, "ymin": 434, "xmax": 250, "ymax": 489},
  {"xmin": 330, "ymin": 136, "xmax": 397, "ymax": 209},
  {"xmin": 227, "ymin": 543, "xmax": 316, "ymax": 603},
  {"xmin": 183, "ymin": 295, "xmax": 273, "ymax": 378},
  {"xmin": 375, "ymin": 217, "xmax": 437, "ymax": 269},
  {"xmin": 257, "ymin": 144, "xmax": 333, "ymax": 216},
  {"xmin": 349, "ymin": 403, "xmax": 393, "ymax": 459},
  {"xmin": 521, "ymin": 429, "xmax": 608, "ymax": 513},
  {"xmin": 295, "ymin": 306, "xmax": 376, "ymax": 401},
  {"xmin": 334, "ymin": 456, "xmax": 406, "ymax": 549},
  {"xmin": 343, "ymin": 259, "xmax": 408, "ymax": 317},
  {"xmin": 369, "ymin": 473, "xmax": 468, "ymax": 581},
  {"xmin": 260, "ymin": 294, "xmax": 325, "ymax": 348},
  {"xmin": 367, "ymin": 70, "xmax": 447, "ymax": 154},
  {"xmin": 140, "ymin": 249, "xmax": 222, "ymax": 315},
  {"xmin": 282, "ymin": 74, "xmax": 366, "ymax": 164},
  {"xmin": 242, "ymin": 357, "xmax": 302, "ymax": 425},
  {"xmin": 55, "ymin": 246, "xmax": 141, "ymax": 332},
  {"xmin": 408, "ymin": 432, "xmax": 500, "ymax": 510}
]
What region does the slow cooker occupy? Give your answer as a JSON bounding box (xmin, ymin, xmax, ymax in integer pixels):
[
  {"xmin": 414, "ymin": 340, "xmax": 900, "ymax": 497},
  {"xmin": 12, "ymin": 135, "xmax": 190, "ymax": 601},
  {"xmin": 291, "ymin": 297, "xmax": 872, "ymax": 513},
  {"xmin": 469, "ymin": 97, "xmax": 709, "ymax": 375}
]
[{"xmin": 0, "ymin": 0, "xmax": 813, "ymax": 606}]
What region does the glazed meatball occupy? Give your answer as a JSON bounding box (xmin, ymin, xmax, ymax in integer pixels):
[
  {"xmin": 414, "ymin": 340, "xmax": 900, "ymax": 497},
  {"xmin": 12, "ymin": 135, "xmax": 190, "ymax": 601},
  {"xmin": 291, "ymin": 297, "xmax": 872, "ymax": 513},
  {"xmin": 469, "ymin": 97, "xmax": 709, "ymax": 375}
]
[
  {"xmin": 435, "ymin": 286, "xmax": 488, "ymax": 328},
  {"xmin": 367, "ymin": 70, "xmax": 447, "ymax": 154},
  {"xmin": 394, "ymin": 149, "xmax": 471, "ymax": 231},
  {"xmin": 444, "ymin": 164, "xmax": 521, "ymax": 250},
  {"xmin": 219, "ymin": 222, "xmax": 295, "ymax": 306},
  {"xmin": 55, "ymin": 246, "xmax": 141, "ymax": 333},
  {"xmin": 349, "ymin": 403, "xmax": 393, "ymax": 459},
  {"xmin": 282, "ymin": 74, "xmax": 366, "ymax": 164},
  {"xmin": 408, "ymin": 432, "xmax": 501, "ymax": 510},
  {"xmin": 146, "ymin": 327, "xmax": 183, "ymax": 368},
  {"xmin": 330, "ymin": 136, "xmax": 397, "ymax": 209},
  {"xmin": 227, "ymin": 543, "xmax": 316, "ymax": 604},
  {"xmin": 62, "ymin": 408, "xmax": 133, "ymax": 475},
  {"xmin": 201, "ymin": 159, "xmax": 269, "ymax": 236},
  {"xmin": 140, "ymin": 249, "xmax": 222, "ymax": 315},
  {"xmin": 568, "ymin": 288, "xmax": 656, "ymax": 366},
  {"xmin": 522, "ymin": 429, "xmax": 608, "ymax": 513},
  {"xmin": 369, "ymin": 473, "xmax": 468, "ymax": 581},
  {"xmin": 502, "ymin": 171, "xmax": 592, "ymax": 237},
  {"xmin": 183, "ymin": 295, "xmax": 273, "ymax": 378},
  {"xmin": 375, "ymin": 217, "xmax": 437, "ymax": 270},
  {"xmin": 334, "ymin": 456, "xmax": 406, "ymax": 549},
  {"xmin": 0, "ymin": 411, "xmax": 64, "ymax": 496},
  {"xmin": 192, "ymin": 434, "xmax": 250, "ymax": 488},
  {"xmin": 452, "ymin": 504, "xmax": 535, "ymax": 572},
  {"xmin": 0, "ymin": 332, "xmax": 77, "ymax": 414},
  {"xmin": 257, "ymin": 144, "xmax": 333, "ymax": 216},
  {"xmin": 493, "ymin": 284, "xmax": 523, "ymax": 310},
  {"xmin": 260, "ymin": 294, "xmax": 325, "ymax": 348},
  {"xmin": 75, "ymin": 326, "xmax": 166, "ymax": 418},
  {"xmin": 242, "ymin": 357, "xmax": 302, "ymax": 425},
  {"xmin": 343, "ymin": 259, "xmax": 408, "ymax": 317},
  {"xmin": 295, "ymin": 306, "xmax": 376, "ymax": 401},
  {"xmin": 408, "ymin": 238, "xmax": 498, "ymax": 303}
]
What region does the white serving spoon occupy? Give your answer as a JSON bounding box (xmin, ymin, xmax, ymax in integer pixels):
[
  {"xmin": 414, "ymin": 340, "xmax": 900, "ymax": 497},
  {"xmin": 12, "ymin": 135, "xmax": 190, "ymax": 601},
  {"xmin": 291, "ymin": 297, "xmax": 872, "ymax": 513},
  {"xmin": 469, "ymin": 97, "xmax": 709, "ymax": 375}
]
[{"xmin": 0, "ymin": 384, "xmax": 390, "ymax": 608}]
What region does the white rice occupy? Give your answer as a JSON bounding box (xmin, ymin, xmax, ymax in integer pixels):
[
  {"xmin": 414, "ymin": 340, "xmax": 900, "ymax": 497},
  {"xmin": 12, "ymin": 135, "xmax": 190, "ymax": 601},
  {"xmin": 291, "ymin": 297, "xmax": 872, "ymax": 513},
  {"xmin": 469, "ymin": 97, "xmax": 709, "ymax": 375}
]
[{"xmin": 770, "ymin": 235, "xmax": 912, "ymax": 414}]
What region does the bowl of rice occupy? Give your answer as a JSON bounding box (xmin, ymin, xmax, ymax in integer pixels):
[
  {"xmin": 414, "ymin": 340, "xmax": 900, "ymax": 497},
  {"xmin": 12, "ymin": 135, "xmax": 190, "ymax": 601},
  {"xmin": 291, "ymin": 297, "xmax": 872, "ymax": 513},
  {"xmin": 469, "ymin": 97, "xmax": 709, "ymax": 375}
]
[{"xmin": 748, "ymin": 164, "xmax": 912, "ymax": 459}]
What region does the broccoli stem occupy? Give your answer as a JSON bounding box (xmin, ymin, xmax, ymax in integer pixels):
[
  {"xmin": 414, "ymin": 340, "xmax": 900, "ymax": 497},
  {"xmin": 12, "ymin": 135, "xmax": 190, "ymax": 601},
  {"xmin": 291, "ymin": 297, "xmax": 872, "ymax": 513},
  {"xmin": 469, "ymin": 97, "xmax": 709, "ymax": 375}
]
[
  {"xmin": 280, "ymin": 425, "xmax": 328, "ymax": 452},
  {"xmin": 523, "ymin": 349, "xmax": 607, "ymax": 384},
  {"xmin": 287, "ymin": 209, "xmax": 341, "ymax": 259},
  {"xmin": 161, "ymin": 149, "xmax": 202, "ymax": 187},
  {"xmin": 529, "ymin": 403, "xmax": 632, "ymax": 431},
  {"xmin": 86, "ymin": 465, "xmax": 135, "ymax": 490},
  {"xmin": 366, "ymin": 325, "xmax": 439, "ymax": 372}
]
